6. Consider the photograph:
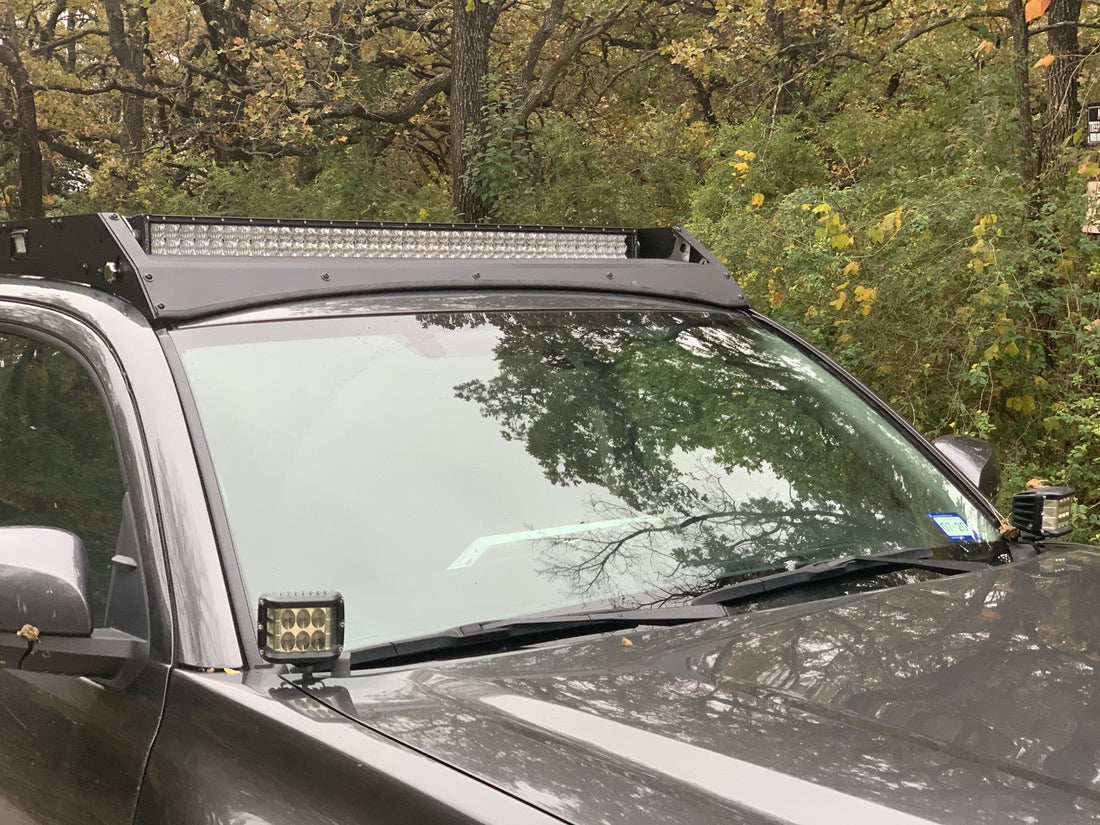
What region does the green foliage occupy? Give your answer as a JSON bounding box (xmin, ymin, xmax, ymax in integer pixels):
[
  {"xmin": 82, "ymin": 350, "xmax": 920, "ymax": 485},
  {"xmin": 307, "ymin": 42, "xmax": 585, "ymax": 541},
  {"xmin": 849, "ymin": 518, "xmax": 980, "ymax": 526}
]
[
  {"xmin": 693, "ymin": 117, "xmax": 827, "ymax": 218},
  {"xmin": 462, "ymin": 77, "xmax": 539, "ymax": 221},
  {"xmin": 61, "ymin": 149, "xmax": 454, "ymax": 221},
  {"xmin": 691, "ymin": 53, "xmax": 1100, "ymax": 540},
  {"xmin": 517, "ymin": 115, "xmax": 702, "ymax": 225}
]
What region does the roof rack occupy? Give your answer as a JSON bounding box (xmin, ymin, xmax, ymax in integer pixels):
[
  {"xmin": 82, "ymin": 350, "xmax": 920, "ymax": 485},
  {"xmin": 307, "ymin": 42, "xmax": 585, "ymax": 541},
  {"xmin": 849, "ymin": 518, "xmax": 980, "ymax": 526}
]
[{"xmin": 1, "ymin": 213, "xmax": 747, "ymax": 323}]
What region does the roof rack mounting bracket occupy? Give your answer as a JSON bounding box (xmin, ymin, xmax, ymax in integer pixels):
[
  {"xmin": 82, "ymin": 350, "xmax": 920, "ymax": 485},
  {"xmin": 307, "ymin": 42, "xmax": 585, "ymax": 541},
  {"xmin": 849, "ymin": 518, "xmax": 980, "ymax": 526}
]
[{"xmin": 1, "ymin": 213, "xmax": 748, "ymax": 323}]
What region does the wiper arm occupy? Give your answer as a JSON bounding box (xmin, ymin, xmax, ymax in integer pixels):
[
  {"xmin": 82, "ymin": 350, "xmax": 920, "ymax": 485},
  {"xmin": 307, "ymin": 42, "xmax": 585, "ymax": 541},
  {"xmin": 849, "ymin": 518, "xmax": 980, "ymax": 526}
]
[
  {"xmin": 343, "ymin": 604, "xmax": 729, "ymax": 670},
  {"xmin": 692, "ymin": 546, "xmax": 989, "ymax": 607}
]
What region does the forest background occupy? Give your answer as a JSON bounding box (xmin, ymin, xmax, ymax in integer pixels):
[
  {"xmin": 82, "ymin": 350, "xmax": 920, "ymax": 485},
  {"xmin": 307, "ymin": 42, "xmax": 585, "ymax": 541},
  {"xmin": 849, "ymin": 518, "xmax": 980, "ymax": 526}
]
[{"xmin": 2, "ymin": 0, "xmax": 1100, "ymax": 538}]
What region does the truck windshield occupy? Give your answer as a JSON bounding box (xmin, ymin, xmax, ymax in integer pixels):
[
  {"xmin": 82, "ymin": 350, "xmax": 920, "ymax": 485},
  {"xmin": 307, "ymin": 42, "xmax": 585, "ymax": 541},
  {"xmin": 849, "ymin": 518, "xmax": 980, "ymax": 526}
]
[{"xmin": 171, "ymin": 307, "xmax": 1000, "ymax": 650}]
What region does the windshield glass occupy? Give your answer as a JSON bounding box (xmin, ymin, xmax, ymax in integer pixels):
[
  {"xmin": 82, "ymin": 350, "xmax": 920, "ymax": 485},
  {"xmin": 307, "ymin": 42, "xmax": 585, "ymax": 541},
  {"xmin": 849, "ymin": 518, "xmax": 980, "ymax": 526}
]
[{"xmin": 172, "ymin": 308, "xmax": 1000, "ymax": 650}]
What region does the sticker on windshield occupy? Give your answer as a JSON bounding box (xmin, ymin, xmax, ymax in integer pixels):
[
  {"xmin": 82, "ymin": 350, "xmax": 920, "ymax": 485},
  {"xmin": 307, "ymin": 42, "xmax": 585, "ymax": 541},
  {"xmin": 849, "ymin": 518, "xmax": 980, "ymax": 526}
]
[{"xmin": 928, "ymin": 512, "xmax": 979, "ymax": 541}]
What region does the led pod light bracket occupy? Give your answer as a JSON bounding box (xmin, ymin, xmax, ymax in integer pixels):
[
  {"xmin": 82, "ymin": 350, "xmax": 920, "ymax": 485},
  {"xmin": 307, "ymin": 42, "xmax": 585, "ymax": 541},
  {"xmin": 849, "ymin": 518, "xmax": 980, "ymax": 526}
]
[{"xmin": 258, "ymin": 592, "xmax": 345, "ymax": 665}]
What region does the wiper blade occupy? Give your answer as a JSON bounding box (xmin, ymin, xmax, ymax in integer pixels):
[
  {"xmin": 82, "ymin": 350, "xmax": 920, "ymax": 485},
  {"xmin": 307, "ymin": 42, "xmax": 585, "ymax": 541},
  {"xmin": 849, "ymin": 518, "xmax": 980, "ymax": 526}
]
[
  {"xmin": 344, "ymin": 604, "xmax": 729, "ymax": 670},
  {"xmin": 692, "ymin": 547, "xmax": 989, "ymax": 607}
]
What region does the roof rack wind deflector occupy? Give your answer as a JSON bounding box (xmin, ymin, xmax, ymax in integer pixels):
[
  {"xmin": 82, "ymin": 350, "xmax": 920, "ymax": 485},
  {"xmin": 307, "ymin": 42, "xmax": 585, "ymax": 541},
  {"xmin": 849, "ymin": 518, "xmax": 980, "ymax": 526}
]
[{"xmin": 1, "ymin": 213, "xmax": 748, "ymax": 323}]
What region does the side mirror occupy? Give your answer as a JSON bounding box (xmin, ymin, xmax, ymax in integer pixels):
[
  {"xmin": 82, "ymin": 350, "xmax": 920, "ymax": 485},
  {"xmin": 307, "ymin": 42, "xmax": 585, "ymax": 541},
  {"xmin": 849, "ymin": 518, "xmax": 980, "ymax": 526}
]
[
  {"xmin": 0, "ymin": 527, "xmax": 94, "ymax": 635},
  {"xmin": 0, "ymin": 527, "xmax": 145, "ymax": 685},
  {"xmin": 932, "ymin": 434, "xmax": 1001, "ymax": 500}
]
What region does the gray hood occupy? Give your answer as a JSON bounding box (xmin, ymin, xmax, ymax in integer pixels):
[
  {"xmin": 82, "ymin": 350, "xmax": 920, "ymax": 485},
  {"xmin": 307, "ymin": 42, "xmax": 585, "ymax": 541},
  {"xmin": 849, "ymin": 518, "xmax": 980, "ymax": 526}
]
[{"xmin": 304, "ymin": 546, "xmax": 1100, "ymax": 824}]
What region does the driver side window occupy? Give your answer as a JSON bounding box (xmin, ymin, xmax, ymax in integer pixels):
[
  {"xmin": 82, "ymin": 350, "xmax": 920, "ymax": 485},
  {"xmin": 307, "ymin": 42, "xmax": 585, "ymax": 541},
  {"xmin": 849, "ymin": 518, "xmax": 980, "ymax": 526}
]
[{"xmin": 0, "ymin": 333, "xmax": 125, "ymax": 624}]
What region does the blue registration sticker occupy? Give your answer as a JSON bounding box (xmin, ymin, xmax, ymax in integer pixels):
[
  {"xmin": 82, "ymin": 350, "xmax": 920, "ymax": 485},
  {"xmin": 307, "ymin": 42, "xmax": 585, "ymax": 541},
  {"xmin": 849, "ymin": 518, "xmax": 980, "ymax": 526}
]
[{"xmin": 929, "ymin": 512, "xmax": 979, "ymax": 541}]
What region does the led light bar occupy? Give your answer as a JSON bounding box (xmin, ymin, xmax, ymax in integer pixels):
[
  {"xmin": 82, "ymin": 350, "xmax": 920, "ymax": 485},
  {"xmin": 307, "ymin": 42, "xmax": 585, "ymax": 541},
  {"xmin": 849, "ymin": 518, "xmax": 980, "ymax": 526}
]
[
  {"xmin": 258, "ymin": 592, "xmax": 344, "ymax": 665},
  {"xmin": 145, "ymin": 220, "xmax": 630, "ymax": 260},
  {"xmin": 1010, "ymin": 485, "xmax": 1075, "ymax": 539}
]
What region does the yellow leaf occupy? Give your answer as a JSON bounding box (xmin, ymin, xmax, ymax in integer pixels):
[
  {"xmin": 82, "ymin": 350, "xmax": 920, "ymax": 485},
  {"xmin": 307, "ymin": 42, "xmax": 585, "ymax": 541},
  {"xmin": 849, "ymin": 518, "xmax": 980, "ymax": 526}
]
[
  {"xmin": 1024, "ymin": 0, "xmax": 1050, "ymax": 22},
  {"xmin": 829, "ymin": 291, "xmax": 848, "ymax": 310},
  {"xmin": 1034, "ymin": 54, "xmax": 1055, "ymax": 69},
  {"xmin": 1007, "ymin": 394, "xmax": 1037, "ymax": 415},
  {"xmin": 984, "ymin": 343, "xmax": 1000, "ymax": 361},
  {"xmin": 733, "ymin": 162, "xmax": 749, "ymax": 172},
  {"xmin": 853, "ymin": 285, "xmax": 877, "ymax": 304},
  {"xmin": 751, "ymin": 192, "xmax": 765, "ymax": 207},
  {"xmin": 843, "ymin": 261, "xmax": 860, "ymax": 276},
  {"xmin": 830, "ymin": 233, "xmax": 853, "ymax": 250},
  {"xmin": 1003, "ymin": 340, "xmax": 1019, "ymax": 356}
]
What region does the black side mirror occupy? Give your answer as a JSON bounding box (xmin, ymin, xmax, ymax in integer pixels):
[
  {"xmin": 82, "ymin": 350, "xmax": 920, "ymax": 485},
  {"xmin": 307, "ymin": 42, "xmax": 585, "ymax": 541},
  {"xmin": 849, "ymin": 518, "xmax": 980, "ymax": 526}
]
[
  {"xmin": 932, "ymin": 434, "xmax": 1001, "ymax": 500},
  {"xmin": 0, "ymin": 527, "xmax": 146, "ymax": 686}
]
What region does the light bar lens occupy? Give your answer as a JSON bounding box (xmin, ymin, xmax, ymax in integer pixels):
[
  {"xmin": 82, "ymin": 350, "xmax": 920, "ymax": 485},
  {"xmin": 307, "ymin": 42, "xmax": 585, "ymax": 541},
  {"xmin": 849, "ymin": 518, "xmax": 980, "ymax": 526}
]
[
  {"xmin": 258, "ymin": 592, "xmax": 344, "ymax": 664},
  {"xmin": 148, "ymin": 222, "xmax": 629, "ymax": 260},
  {"xmin": 1041, "ymin": 496, "xmax": 1073, "ymax": 533}
]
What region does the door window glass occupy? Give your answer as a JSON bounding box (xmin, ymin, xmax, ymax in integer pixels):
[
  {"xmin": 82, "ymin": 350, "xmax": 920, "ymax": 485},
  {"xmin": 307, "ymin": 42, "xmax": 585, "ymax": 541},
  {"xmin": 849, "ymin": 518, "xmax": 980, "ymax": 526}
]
[{"xmin": 0, "ymin": 333, "xmax": 125, "ymax": 623}]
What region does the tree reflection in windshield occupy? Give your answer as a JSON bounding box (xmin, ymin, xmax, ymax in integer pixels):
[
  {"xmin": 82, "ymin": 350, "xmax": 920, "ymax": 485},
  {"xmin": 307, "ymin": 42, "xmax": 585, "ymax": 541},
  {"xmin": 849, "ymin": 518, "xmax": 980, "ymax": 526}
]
[
  {"xmin": 425, "ymin": 310, "xmax": 994, "ymax": 602},
  {"xmin": 176, "ymin": 305, "xmax": 1002, "ymax": 648}
]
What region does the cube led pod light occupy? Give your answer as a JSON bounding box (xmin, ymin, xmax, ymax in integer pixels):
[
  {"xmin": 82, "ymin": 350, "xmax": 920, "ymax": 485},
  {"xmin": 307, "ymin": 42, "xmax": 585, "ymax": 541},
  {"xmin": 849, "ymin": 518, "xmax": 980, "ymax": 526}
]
[
  {"xmin": 1010, "ymin": 486, "xmax": 1075, "ymax": 539},
  {"xmin": 258, "ymin": 592, "xmax": 344, "ymax": 665}
]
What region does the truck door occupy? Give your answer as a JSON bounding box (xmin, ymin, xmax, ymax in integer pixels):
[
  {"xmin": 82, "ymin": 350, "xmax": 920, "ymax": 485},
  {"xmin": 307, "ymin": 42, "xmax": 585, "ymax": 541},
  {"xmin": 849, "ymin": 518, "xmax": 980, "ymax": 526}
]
[{"xmin": 0, "ymin": 307, "xmax": 172, "ymax": 824}]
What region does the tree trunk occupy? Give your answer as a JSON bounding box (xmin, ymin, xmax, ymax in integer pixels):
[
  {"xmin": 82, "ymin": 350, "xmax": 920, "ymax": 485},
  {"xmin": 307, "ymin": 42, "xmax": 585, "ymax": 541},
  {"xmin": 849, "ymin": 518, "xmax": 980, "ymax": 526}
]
[
  {"xmin": 0, "ymin": 36, "xmax": 44, "ymax": 218},
  {"xmin": 764, "ymin": 0, "xmax": 796, "ymax": 119},
  {"xmin": 103, "ymin": 0, "xmax": 148, "ymax": 159},
  {"xmin": 193, "ymin": 0, "xmax": 252, "ymax": 87},
  {"xmin": 450, "ymin": 0, "xmax": 501, "ymax": 222},
  {"xmin": 1007, "ymin": 0, "xmax": 1039, "ymax": 193},
  {"xmin": 1040, "ymin": 0, "xmax": 1081, "ymax": 174}
]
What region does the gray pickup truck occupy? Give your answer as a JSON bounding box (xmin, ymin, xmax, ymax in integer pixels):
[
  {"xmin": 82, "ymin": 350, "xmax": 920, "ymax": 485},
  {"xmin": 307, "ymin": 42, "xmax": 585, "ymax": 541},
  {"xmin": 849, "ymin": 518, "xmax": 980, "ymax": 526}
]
[{"xmin": 0, "ymin": 212, "xmax": 1090, "ymax": 824}]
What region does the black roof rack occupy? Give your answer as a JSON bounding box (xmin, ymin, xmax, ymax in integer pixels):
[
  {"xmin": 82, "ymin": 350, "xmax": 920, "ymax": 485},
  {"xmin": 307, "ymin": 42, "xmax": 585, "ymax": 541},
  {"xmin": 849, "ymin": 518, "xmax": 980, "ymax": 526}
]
[{"xmin": 1, "ymin": 213, "xmax": 747, "ymax": 323}]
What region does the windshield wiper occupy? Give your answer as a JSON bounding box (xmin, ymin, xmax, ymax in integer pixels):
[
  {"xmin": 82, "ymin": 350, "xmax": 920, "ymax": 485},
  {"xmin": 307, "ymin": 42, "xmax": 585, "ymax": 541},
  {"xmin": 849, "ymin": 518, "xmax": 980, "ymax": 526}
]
[
  {"xmin": 691, "ymin": 546, "xmax": 989, "ymax": 607},
  {"xmin": 341, "ymin": 603, "xmax": 730, "ymax": 670},
  {"xmin": 316, "ymin": 549, "xmax": 986, "ymax": 672}
]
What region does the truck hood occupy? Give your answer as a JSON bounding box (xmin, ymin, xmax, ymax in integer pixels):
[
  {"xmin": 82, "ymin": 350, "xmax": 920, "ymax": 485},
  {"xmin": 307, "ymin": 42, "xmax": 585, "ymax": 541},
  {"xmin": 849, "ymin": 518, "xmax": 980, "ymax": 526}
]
[{"xmin": 297, "ymin": 547, "xmax": 1100, "ymax": 824}]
